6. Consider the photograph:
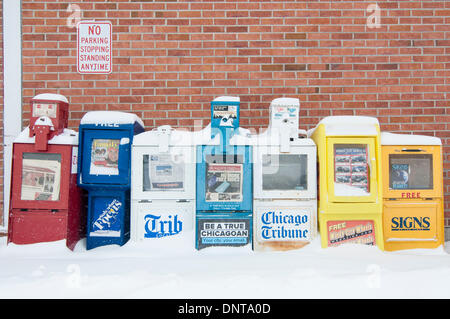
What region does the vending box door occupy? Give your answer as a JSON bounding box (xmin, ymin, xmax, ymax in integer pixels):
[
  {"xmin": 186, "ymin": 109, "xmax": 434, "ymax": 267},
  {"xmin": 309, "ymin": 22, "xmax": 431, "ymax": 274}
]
[
  {"xmin": 79, "ymin": 129, "xmax": 132, "ymax": 186},
  {"xmin": 86, "ymin": 190, "xmax": 130, "ymax": 249},
  {"xmin": 133, "ymin": 201, "xmax": 195, "ymax": 241},
  {"xmin": 132, "ymin": 146, "xmax": 195, "ymax": 201},
  {"xmin": 8, "ymin": 210, "xmax": 68, "ymax": 244},
  {"xmin": 254, "ymin": 145, "xmax": 316, "ymax": 200},
  {"xmin": 196, "ymin": 144, "xmax": 252, "ymax": 212},
  {"xmin": 383, "ymin": 201, "xmax": 441, "ymax": 244},
  {"xmin": 10, "ymin": 143, "xmax": 72, "ymax": 210},
  {"xmin": 326, "ymin": 137, "xmax": 379, "ymax": 203},
  {"xmin": 382, "ymin": 145, "xmax": 442, "ymax": 200}
]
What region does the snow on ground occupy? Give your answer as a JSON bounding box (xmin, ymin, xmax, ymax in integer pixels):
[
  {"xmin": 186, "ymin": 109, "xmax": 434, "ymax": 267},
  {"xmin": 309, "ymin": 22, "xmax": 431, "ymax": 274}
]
[{"xmin": 1, "ymin": 235, "xmax": 450, "ymax": 299}]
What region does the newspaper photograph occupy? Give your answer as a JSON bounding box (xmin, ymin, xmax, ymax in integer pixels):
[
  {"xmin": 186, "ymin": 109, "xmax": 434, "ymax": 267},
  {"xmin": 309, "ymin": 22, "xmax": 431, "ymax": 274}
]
[
  {"xmin": 21, "ymin": 157, "xmax": 61, "ymax": 201},
  {"xmin": 334, "ymin": 145, "xmax": 369, "ymax": 192},
  {"xmin": 213, "ymin": 104, "xmax": 237, "ymax": 127},
  {"xmin": 90, "ymin": 139, "xmax": 119, "ymax": 175},
  {"xmin": 390, "ymin": 163, "xmax": 410, "ymax": 190},
  {"xmin": 212, "ymin": 105, "xmax": 237, "ymax": 120},
  {"xmin": 148, "ymin": 153, "xmax": 185, "ymax": 191},
  {"xmin": 205, "ymin": 163, "xmax": 243, "ymax": 202}
]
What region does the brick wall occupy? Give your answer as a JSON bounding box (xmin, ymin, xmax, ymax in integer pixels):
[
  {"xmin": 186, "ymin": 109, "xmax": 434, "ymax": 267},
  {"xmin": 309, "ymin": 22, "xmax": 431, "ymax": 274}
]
[{"xmin": 19, "ymin": 1, "xmax": 449, "ymax": 224}]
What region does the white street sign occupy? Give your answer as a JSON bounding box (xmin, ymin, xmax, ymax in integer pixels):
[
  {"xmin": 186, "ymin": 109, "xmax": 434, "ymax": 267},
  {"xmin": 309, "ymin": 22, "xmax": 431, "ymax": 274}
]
[{"xmin": 77, "ymin": 21, "xmax": 112, "ymax": 74}]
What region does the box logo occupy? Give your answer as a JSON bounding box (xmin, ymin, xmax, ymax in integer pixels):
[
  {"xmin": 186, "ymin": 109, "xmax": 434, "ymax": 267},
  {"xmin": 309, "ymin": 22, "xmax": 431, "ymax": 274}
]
[
  {"xmin": 90, "ymin": 198, "xmax": 122, "ymax": 238},
  {"xmin": 327, "ymin": 220, "xmax": 375, "ymax": 246},
  {"xmin": 144, "ymin": 214, "xmax": 183, "ymax": 238},
  {"xmin": 259, "ymin": 211, "xmax": 310, "ymax": 241},
  {"xmin": 391, "ymin": 216, "xmax": 431, "ymax": 231}
]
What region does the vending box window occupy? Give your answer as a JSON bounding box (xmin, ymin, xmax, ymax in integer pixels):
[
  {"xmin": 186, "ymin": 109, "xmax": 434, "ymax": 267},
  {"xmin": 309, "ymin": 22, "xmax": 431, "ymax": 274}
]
[
  {"xmin": 195, "ymin": 96, "xmax": 253, "ymax": 250},
  {"xmin": 130, "ymin": 125, "xmax": 199, "ymax": 245},
  {"xmin": 381, "ymin": 132, "xmax": 444, "ymax": 251},
  {"xmin": 309, "ymin": 116, "xmax": 384, "ymax": 250},
  {"xmin": 77, "ymin": 111, "xmax": 145, "ymax": 250},
  {"xmin": 253, "ymin": 98, "xmax": 317, "ymax": 252},
  {"xmin": 8, "ymin": 94, "xmax": 85, "ymax": 250}
]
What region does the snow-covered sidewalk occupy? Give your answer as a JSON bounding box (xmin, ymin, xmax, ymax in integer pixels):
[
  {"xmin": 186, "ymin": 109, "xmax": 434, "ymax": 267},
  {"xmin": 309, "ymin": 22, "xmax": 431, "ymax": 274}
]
[{"xmin": 1, "ymin": 235, "xmax": 449, "ymax": 299}]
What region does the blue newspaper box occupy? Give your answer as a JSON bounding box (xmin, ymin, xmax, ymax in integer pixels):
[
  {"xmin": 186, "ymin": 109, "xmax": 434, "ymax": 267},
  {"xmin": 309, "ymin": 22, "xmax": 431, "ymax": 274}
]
[
  {"xmin": 195, "ymin": 97, "xmax": 253, "ymax": 250},
  {"xmin": 77, "ymin": 111, "xmax": 145, "ymax": 249}
]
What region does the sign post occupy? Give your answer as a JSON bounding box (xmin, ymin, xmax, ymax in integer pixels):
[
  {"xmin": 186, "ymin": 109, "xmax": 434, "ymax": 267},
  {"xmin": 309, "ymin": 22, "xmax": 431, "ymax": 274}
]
[{"xmin": 77, "ymin": 21, "xmax": 112, "ymax": 74}]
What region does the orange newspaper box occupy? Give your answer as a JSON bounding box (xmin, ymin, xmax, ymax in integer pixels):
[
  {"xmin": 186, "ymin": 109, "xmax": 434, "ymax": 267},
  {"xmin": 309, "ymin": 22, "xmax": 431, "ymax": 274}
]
[{"xmin": 381, "ymin": 132, "xmax": 444, "ymax": 251}]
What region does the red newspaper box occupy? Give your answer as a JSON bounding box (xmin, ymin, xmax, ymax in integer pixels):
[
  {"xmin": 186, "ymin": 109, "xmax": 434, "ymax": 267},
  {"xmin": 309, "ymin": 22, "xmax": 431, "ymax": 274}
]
[{"xmin": 7, "ymin": 94, "xmax": 85, "ymax": 250}]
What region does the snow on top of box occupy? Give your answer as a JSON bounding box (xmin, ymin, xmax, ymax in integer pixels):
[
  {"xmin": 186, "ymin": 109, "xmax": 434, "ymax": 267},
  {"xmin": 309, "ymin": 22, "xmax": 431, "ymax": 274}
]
[
  {"xmin": 14, "ymin": 127, "xmax": 37, "ymax": 143},
  {"xmin": 270, "ymin": 97, "xmax": 299, "ymax": 107},
  {"xmin": 253, "ymin": 127, "xmax": 315, "ymax": 147},
  {"xmin": 306, "ymin": 128, "xmax": 315, "ymax": 138},
  {"xmin": 32, "ymin": 93, "xmax": 68, "ymax": 103},
  {"xmin": 49, "ymin": 128, "xmax": 79, "ymax": 145},
  {"xmin": 134, "ymin": 123, "xmax": 256, "ymax": 147},
  {"xmin": 334, "ymin": 183, "xmax": 370, "ymax": 197},
  {"xmin": 193, "ymin": 123, "xmax": 222, "ymax": 145},
  {"xmin": 309, "ymin": 116, "xmax": 379, "ymax": 136},
  {"xmin": 213, "ymin": 96, "xmax": 240, "ymax": 102},
  {"xmin": 381, "ymin": 132, "xmax": 441, "ymax": 146},
  {"xmin": 133, "ymin": 124, "xmax": 218, "ymax": 146},
  {"xmin": 133, "ymin": 126, "xmax": 194, "ymax": 146},
  {"xmin": 80, "ymin": 111, "xmax": 144, "ymax": 128},
  {"xmin": 14, "ymin": 127, "xmax": 78, "ymax": 145},
  {"xmin": 319, "ymin": 115, "xmax": 379, "ymax": 126},
  {"xmin": 229, "ymin": 127, "xmax": 254, "ymax": 145}
]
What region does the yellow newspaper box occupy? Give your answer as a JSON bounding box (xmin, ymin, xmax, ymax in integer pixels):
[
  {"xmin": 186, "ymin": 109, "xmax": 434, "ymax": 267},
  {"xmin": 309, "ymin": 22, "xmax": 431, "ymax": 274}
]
[
  {"xmin": 381, "ymin": 132, "xmax": 444, "ymax": 251},
  {"xmin": 309, "ymin": 116, "xmax": 384, "ymax": 250}
]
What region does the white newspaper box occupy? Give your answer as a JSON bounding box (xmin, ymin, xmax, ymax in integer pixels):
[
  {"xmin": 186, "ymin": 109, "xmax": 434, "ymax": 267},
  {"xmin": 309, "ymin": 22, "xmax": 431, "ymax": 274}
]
[
  {"xmin": 253, "ymin": 98, "xmax": 317, "ymax": 251},
  {"xmin": 131, "ymin": 125, "xmax": 197, "ymax": 245}
]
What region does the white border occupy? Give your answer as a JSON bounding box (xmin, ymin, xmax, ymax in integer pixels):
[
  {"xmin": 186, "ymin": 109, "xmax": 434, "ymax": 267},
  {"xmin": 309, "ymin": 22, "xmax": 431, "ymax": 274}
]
[{"xmin": 2, "ymin": 1, "xmax": 22, "ymax": 230}]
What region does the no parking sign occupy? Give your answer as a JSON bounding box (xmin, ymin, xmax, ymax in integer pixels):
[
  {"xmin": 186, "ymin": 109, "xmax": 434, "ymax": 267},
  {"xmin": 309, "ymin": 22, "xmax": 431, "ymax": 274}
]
[{"xmin": 77, "ymin": 21, "xmax": 112, "ymax": 74}]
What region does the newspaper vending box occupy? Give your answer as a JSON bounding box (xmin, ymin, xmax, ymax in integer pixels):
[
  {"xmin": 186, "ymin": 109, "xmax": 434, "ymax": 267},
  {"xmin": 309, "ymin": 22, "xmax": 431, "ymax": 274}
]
[
  {"xmin": 130, "ymin": 125, "xmax": 197, "ymax": 246},
  {"xmin": 8, "ymin": 94, "xmax": 85, "ymax": 250},
  {"xmin": 77, "ymin": 111, "xmax": 145, "ymax": 250},
  {"xmin": 253, "ymin": 98, "xmax": 317, "ymax": 251},
  {"xmin": 309, "ymin": 116, "xmax": 384, "ymax": 250},
  {"xmin": 381, "ymin": 132, "xmax": 444, "ymax": 251},
  {"xmin": 196, "ymin": 96, "xmax": 253, "ymax": 250}
]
